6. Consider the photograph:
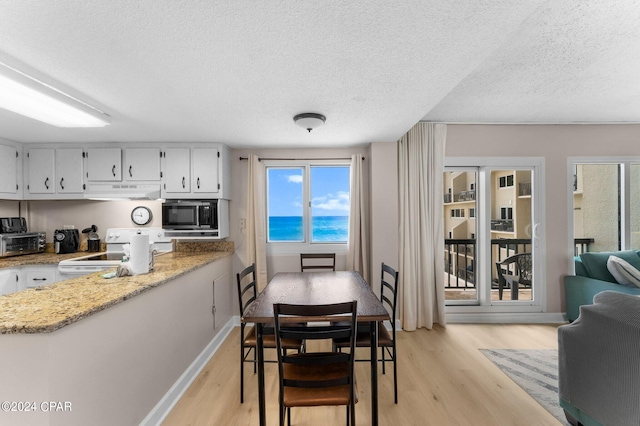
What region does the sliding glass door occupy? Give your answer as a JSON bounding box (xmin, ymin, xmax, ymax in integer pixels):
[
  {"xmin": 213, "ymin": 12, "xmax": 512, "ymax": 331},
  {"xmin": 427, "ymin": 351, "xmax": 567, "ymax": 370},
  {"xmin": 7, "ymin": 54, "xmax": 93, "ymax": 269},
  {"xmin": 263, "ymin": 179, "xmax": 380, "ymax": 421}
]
[{"xmin": 444, "ymin": 158, "xmax": 544, "ymax": 313}]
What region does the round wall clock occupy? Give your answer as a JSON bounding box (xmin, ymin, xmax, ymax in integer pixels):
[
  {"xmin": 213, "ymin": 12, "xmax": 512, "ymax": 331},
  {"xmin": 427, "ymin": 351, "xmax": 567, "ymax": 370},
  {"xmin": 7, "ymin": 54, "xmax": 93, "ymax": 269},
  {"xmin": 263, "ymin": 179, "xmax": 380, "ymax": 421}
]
[{"xmin": 131, "ymin": 206, "xmax": 152, "ymax": 225}]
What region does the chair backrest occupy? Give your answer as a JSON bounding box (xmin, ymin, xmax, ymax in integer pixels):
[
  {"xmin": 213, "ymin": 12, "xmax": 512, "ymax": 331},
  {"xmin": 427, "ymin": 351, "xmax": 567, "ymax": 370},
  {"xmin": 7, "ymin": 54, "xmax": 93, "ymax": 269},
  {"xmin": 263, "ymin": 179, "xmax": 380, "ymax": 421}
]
[
  {"xmin": 273, "ymin": 301, "xmax": 357, "ymax": 391},
  {"xmin": 236, "ymin": 263, "xmax": 257, "ymax": 316},
  {"xmin": 497, "ymin": 253, "xmax": 532, "ymax": 285},
  {"xmin": 300, "ymin": 253, "xmax": 336, "ymax": 271},
  {"xmin": 381, "ymin": 263, "xmax": 399, "ymax": 329},
  {"xmin": 515, "ymin": 253, "xmax": 532, "ymax": 284}
]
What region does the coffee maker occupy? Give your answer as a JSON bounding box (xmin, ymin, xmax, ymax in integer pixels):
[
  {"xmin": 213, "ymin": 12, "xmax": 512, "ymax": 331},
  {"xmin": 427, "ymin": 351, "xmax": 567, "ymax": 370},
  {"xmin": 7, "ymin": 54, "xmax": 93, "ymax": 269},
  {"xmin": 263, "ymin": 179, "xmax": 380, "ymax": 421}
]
[{"xmin": 54, "ymin": 229, "xmax": 80, "ymax": 254}]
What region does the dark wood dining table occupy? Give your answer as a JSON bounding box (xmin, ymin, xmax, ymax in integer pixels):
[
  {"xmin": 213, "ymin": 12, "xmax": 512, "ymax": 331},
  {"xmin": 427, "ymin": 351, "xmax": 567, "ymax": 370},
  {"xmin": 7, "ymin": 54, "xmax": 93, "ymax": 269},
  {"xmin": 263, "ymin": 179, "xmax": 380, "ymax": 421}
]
[{"xmin": 241, "ymin": 271, "xmax": 390, "ymax": 426}]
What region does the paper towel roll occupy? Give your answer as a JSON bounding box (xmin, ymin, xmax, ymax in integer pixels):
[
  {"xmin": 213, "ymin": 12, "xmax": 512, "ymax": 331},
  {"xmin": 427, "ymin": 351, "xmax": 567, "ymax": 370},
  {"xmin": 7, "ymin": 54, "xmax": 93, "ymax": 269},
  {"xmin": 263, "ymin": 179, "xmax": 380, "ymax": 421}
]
[{"xmin": 130, "ymin": 232, "xmax": 150, "ymax": 275}]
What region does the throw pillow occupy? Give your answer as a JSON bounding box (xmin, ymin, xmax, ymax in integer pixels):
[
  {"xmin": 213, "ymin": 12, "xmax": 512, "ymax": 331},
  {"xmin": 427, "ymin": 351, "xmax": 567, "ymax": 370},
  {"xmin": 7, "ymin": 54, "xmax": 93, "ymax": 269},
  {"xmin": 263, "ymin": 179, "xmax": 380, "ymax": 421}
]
[{"xmin": 607, "ymin": 255, "xmax": 640, "ymax": 287}]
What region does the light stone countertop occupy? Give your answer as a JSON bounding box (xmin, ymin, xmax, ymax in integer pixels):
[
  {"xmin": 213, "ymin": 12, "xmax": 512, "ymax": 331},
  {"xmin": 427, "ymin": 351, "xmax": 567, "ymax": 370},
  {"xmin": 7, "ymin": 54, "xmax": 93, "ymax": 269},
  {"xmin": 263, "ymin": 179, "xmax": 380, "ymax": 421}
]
[{"xmin": 0, "ymin": 242, "xmax": 233, "ymax": 334}]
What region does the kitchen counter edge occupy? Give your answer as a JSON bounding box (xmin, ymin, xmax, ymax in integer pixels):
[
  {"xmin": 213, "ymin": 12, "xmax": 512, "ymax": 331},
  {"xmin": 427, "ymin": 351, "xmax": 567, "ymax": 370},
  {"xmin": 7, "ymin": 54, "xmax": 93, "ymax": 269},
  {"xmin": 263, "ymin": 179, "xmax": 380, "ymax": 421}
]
[{"xmin": 0, "ymin": 249, "xmax": 233, "ymax": 334}]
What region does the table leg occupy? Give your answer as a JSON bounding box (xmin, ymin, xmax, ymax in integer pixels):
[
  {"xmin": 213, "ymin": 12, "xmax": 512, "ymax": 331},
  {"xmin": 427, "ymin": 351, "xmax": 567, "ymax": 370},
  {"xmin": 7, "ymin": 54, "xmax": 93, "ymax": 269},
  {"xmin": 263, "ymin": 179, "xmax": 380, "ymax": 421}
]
[
  {"xmin": 370, "ymin": 320, "xmax": 378, "ymax": 426},
  {"xmin": 257, "ymin": 322, "xmax": 266, "ymax": 426}
]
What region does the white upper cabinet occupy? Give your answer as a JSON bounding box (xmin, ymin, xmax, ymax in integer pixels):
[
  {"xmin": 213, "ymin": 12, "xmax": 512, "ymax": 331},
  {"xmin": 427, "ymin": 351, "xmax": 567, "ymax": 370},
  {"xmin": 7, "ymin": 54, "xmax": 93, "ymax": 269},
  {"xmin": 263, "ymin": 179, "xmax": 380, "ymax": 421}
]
[
  {"xmin": 26, "ymin": 148, "xmax": 55, "ymax": 194},
  {"xmin": 124, "ymin": 148, "xmax": 161, "ymax": 181},
  {"xmin": 56, "ymin": 148, "xmax": 84, "ymax": 194},
  {"xmin": 86, "ymin": 148, "xmax": 122, "ymax": 181},
  {"xmin": 25, "ymin": 148, "xmax": 84, "ymax": 198},
  {"xmin": 161, "ymin": 144, "xmax": 230, "ymax": 199},
  {"xmin": 162, "ymin": 148, "xmax": 191, "ymax": 194},
  {"xmin": 0, "ymin": 144, "xmax": 20, "ymax": 198},
  {"xmin": 192, "ymin": 147, "xmax": 219, "ymax": 194}
]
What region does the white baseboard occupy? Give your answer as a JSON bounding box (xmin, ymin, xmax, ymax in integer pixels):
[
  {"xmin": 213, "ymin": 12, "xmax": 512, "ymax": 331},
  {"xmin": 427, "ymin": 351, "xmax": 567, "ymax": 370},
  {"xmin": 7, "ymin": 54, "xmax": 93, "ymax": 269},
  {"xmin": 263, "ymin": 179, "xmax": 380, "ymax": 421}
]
[
  {"xmin": 140, "ymin": 317, "xmax": 235, "ymax": 426},
  {"xmin": 445, "ymin": 312, "xmax": 567, "ymax": 324}
]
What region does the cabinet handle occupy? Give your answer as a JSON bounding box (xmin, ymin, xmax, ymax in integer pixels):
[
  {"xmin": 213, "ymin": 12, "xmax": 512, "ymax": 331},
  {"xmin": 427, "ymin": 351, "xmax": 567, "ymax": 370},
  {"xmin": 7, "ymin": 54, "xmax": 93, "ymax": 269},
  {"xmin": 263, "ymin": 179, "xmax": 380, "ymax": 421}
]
[
  {"xmin": 44, "ymin": 177, "xmax": 49, "ymax": 190},
  {"xmin": 197, "ymin": 177, "xmax": 200, "ymax": 189},
  {"xmin": 129, "ymin": 165, "xmax": 133, "ymax": 178},
  {"xmin": 32, "ymin": 278, "xmax": 47, "ymax": 281},
  {"xmin": 60, "ymin": 177, "xmax": 65, "ymax": 190},
  {"xmin": 182, "ymin": 177, "xmax": 185, "ymax": 188},
  {"xmin": 112, "ymin": 165, "xmax": 116, "ymax": 177}
]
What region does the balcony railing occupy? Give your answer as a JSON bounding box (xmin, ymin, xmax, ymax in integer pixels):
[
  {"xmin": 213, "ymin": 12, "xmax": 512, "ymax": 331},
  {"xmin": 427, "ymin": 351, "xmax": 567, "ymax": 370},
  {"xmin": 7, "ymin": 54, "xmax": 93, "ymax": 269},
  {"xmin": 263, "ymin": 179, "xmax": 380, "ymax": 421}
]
[
  {"xmin": 519, "ymin": 182, "xmax": 531, "ymax": 196},
  {"xmin": 444, "ymin": 238, "xmax": 594, "ymax": 289},
  {"xmin": 491, "ymin": 219, "xmax": 514, "ymax": 232},
  {"xmin": 444, "ymin": 190, "xmax": 476, "ymax": 204}
]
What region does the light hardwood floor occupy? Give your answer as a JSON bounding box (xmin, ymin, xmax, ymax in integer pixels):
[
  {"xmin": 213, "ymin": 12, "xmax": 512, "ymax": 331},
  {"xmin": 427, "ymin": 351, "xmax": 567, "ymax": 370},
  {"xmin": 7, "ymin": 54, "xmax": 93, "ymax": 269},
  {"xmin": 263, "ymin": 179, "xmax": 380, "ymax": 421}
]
[{"xmin": 162, "ymin": 323, "xmax": 563, "ymax": 426}]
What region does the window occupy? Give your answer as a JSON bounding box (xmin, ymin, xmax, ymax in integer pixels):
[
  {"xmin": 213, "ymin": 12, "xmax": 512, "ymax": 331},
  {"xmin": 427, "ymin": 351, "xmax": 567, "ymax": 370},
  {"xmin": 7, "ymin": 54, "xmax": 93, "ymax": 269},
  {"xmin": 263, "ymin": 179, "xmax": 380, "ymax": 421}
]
[
  {"xmin": 571, "ymin": 160, "xmax": 640, "ymax": 253},
  {"xmin": 470, "ymin": 208, "xmax": 476, "ymax": 218},
  {"xmin": 266, "ymin": 162, "xmax": 350, "ymax": 245},
  {"xmin": 499, "ymin": 174, "xmax": 514, "ymax": 188},
  {"xmin": 500, "ymin": 207, "xmax": 513, "ymax": 220}
]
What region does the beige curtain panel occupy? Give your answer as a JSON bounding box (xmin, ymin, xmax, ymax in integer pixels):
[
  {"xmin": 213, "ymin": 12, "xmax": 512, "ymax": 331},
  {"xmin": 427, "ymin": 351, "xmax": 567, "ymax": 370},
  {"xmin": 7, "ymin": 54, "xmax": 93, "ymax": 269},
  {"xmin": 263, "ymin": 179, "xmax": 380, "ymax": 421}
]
[
  {"xmin": 346, "ymin": 153, "xmax": 369, "ymax": 283},
  {"xmin": 246, "ymin": 154, "xmax": 268, "ymax": 291},
  {"xmin": 398, "ymin": 122, "xmax": 447, "ymax": 330}
]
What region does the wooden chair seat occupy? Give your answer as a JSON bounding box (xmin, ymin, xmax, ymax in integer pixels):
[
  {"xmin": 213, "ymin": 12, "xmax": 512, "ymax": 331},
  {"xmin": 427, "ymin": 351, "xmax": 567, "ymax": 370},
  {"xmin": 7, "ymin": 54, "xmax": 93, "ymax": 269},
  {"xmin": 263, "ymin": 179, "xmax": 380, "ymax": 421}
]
[
  {"xmin": 334, "ymin": 322, "xmax": 393, "ymax": 347},
  {"xmin": 244, "ymin": 326, "xmax": 304, "ymax": 349},
  {"xmin": 282, "ymin": 353, "xmax": 359, "ymax": 407}
]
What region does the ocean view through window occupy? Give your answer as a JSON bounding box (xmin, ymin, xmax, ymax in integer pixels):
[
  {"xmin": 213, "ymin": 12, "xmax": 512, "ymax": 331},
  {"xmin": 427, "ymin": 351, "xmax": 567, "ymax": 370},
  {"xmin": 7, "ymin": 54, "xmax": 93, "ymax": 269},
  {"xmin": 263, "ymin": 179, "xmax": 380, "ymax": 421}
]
[{"xmin": 267, "ymin": 164, "xmax": 350, "ymax": 243}]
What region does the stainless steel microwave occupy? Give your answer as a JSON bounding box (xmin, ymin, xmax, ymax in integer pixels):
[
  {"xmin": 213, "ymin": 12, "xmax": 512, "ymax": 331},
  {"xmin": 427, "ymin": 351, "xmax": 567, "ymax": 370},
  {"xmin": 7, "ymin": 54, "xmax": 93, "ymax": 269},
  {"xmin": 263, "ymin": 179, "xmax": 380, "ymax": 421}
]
[{"xmin": 162, "ymin": 199, "xmax": 229, "ymax": 238}]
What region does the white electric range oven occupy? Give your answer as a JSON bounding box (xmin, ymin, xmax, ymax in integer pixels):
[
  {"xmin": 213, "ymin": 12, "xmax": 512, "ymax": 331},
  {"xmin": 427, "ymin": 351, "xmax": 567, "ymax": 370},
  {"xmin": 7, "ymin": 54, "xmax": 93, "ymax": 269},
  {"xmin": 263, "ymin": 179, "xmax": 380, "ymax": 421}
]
[{"xmin": 57, "ymin": 228, "xmax": 172, "ymax": 277}]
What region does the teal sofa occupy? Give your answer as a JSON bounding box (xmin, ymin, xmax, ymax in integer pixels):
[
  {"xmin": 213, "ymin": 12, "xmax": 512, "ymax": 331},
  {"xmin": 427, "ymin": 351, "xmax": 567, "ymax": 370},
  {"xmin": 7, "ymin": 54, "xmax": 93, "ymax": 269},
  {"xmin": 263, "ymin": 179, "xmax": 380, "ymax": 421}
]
[{"xmin": 564, "ymin": 250, "xmax": 640, "ymax": 322}]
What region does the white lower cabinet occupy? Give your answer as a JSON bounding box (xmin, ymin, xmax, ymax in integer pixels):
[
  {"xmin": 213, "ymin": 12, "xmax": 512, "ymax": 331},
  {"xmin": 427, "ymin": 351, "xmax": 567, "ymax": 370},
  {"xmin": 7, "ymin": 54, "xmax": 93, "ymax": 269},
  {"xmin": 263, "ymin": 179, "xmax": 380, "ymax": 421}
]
[
  {"xmin": 0, "ymin": 265, "xmax": 68, "ymax": 295},
  {"xmin": 0, "ymin": 269, "xmax": 19, "ymax": 296},
  {"xmin": 24, "ymin": 266, "xmax": 58, "ymax": 289}
]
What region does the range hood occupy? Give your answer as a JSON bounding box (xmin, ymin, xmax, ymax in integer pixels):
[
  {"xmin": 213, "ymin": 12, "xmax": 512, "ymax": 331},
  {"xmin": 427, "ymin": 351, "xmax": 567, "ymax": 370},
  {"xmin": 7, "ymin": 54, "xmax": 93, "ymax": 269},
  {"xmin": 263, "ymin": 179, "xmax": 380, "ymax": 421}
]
[{"xmin": 84, "ymin": 183, "xmax": 161, "ymax": 200}]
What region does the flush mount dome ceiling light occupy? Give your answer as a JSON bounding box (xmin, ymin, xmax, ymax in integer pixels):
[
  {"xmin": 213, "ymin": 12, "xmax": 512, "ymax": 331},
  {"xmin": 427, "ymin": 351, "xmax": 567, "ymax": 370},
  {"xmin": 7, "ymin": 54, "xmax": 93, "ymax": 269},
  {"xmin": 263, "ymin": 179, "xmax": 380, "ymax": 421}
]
[{"xmin": 293, "ymin": 113, "xmax": 326, "ymax": 132}]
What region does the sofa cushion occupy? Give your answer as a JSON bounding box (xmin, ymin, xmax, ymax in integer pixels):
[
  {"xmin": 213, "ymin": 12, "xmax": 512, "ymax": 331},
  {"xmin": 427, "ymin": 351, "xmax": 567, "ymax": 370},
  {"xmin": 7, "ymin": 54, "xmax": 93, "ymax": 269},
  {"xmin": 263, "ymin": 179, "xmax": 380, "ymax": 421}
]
[
  {"xmin": 580, "ymin": 250, "xmax": 640, "ymax": 283},
  {"xmin": 607, "ymin": 256, "xmax": 640, "ymax": 287}
]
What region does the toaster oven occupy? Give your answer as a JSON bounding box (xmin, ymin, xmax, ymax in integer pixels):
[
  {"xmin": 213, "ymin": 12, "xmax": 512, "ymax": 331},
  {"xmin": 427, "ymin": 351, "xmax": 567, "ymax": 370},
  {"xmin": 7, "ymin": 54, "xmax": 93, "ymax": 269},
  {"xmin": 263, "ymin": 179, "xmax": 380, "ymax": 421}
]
[{"xmin": 0, "ymin": 232, "xmax": 46, "ymax": 257}]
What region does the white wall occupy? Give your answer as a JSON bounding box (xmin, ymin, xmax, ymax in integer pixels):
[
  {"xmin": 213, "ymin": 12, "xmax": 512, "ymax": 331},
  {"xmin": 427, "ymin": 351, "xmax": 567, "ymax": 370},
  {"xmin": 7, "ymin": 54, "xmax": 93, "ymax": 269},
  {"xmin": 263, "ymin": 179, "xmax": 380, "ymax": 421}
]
[
  {"xmin": 445, "ymin": 123, "xmax": 640, "ymax": 313},
  {"xmin": 19, "ymin": 200, "xmax": 162, "ymax": 247}
]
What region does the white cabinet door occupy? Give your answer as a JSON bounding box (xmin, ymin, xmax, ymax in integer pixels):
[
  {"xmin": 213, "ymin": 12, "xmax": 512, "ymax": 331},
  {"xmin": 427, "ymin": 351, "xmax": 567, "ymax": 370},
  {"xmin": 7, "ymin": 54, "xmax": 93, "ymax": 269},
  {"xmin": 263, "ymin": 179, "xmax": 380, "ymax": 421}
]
[
  {"xmin": 0, "ymin": 269, "xmax": 19, "ymax": 296},
  {"xmin": 24, "ymin": 266, "xmax": 57, "ymax": 288},
  {"xmin": 192, "ymin": 148, "xmax": 219, "ymax": 194},
  {"xmin": 0, "ymin": 144, "xmax": 19, "ymax": 196},
  {"xmin": 27, "ymin": 148, "xmax": 55, "ymax": 194},
  {"xmin": 86, "ymin": 148, "xmax": 122, "ymax": 181},
  {"xmin": 56, "ymin": 148, "xmax": 85, "ymax": 194},
  {"xmin": 163, "ymin": 148, "xmax": 191, "ymax": 194},
  {"xmin": 124, "ymin": 148, "xmax": 161, "ymax": 181},
  {"xmin": 213, "ymin": 272, "xmax": 231, "ymax": 330}
]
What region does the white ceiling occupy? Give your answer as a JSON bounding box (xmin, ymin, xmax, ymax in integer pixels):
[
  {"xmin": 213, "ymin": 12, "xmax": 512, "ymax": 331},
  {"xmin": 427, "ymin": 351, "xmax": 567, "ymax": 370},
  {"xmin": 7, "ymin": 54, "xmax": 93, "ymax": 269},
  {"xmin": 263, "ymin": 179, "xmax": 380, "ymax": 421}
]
[{"xmin": 0, "ymin": 1, "xmax": 638, "ymax": 148}]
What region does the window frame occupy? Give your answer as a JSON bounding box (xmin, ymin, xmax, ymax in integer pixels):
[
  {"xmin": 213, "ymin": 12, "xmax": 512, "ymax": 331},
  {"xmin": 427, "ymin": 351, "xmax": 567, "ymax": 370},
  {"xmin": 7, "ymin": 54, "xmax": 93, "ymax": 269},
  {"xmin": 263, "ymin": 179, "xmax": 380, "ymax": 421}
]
[
  {"xmin": 265, "ymin": 159, "xmax": 351, "ymax": 256},
  {"xmin": 567, "ymin": 156, "xmax": 640, "ymax": 272}
]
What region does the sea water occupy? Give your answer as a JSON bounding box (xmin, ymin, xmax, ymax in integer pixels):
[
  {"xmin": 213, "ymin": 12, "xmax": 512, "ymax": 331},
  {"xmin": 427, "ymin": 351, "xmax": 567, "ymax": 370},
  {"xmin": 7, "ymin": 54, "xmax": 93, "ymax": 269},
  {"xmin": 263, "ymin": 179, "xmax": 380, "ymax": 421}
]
[{"xmin": 268, "ymin": 216, "xmax": 348, "ymax": 242}]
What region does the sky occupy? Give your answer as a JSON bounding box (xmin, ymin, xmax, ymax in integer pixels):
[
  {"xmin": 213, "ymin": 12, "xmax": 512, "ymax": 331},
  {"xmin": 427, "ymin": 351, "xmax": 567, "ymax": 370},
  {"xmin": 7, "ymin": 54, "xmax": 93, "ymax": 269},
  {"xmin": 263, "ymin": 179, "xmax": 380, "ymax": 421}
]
[{"xmin": 267, "ymin": 166, "xmax": 350, "ymax": 217}]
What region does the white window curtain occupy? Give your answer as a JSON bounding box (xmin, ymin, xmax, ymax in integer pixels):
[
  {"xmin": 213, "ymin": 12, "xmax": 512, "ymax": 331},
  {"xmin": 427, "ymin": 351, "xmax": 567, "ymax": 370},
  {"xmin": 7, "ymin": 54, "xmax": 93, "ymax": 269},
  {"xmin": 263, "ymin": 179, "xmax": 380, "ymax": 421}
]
[
  {"xmin": 246, "ymin": 154, "xmax": 268, "ymax": 291},
  {"xmin": 398, "ymin": 122, "xmax": 447, "ymax": 330},
  {"xmin": 346, "ymin": 153, "xmax": 369, "ymax": 283}
]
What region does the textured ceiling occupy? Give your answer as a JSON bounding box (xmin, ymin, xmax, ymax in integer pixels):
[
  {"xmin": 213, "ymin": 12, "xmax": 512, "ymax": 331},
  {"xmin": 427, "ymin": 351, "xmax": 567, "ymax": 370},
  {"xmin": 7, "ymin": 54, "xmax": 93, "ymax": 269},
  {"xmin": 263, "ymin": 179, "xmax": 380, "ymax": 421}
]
[{"xmin": 0, "ymin": 1, "xmax": 637, "ymax": 148}]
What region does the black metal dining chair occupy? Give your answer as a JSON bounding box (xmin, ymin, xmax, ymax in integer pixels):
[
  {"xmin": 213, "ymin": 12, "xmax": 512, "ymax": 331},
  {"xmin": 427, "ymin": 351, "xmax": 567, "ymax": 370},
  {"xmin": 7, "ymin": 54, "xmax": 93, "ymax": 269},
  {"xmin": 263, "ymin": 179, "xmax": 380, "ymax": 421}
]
[
  {"xmin": 300, "ymin": 253, "xmax": 336, "ymax": 271},
  {"xmin": 273, "ymin": 301, "xmax": 358, "ymax": 426},
  {"xmin": 236, "ymin": 263, "xmax": 304, "ymax": 403},
  {"xmin": 333, "ymin": 262, "xmax": 400, "ymax": 403},
  {"xmin": 496, "ymin": 253, "xmax": 532, "ymax": 300}
]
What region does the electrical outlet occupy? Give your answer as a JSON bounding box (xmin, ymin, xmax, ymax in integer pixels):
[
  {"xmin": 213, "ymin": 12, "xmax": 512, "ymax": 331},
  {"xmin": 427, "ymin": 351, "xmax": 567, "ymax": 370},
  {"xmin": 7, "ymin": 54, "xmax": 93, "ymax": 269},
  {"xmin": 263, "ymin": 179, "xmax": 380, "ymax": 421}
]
[{"xmin": 239, "ymin": 218, "xmax": 246, "ymax": 230}]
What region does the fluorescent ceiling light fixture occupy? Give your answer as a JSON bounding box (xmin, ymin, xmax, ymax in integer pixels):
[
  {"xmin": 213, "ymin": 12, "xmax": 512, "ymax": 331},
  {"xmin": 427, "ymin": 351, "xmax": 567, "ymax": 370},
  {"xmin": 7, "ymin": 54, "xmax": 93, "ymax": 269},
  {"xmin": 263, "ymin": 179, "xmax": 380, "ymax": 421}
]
[{"xmin": 0, "ymin": 62, "xmax": 110, "ymax": 127}]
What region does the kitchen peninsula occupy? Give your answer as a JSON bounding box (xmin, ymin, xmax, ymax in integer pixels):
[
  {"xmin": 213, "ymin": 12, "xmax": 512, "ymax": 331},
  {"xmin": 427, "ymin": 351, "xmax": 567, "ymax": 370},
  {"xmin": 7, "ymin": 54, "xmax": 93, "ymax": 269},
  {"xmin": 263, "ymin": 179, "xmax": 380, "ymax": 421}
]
[{"xmin": 0, "ymin": 242, "xmax": 234, "ymax": 426}]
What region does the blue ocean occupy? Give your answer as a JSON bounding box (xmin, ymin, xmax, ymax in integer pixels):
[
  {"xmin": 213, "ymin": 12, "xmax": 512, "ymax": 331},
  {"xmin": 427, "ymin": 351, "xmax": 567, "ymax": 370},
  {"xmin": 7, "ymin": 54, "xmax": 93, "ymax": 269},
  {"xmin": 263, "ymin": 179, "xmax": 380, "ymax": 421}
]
[{"xmin": 269, "ymin": 216, "xmax": 348, "ymax": 242}]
